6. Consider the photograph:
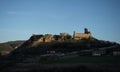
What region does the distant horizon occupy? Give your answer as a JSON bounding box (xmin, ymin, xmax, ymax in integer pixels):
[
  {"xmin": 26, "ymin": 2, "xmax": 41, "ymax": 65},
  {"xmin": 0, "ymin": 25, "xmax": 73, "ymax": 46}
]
[{"xmin": 0, "ymin": 0, "xmax": 120, "ymax": 43}]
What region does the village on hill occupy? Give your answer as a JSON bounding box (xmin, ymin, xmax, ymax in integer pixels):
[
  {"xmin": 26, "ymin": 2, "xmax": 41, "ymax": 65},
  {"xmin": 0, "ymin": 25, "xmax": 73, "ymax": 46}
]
[
  {"xmin": 0, "ymin": 28, "xmax": 120, "ymax": 57},
  {"xmin": 31, "ymin": 28, "xmax": 92, "ymax": 42},
  {"xmin": 0, "ymin": 28, "xmax": 120, "ymax": 72}
]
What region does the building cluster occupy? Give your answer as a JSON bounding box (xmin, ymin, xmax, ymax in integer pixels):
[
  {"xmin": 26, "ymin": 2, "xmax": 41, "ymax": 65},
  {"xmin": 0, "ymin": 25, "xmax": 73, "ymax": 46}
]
[{"xmin": 31, "ymin": 28, "xmax": 92, "ymax": 43}]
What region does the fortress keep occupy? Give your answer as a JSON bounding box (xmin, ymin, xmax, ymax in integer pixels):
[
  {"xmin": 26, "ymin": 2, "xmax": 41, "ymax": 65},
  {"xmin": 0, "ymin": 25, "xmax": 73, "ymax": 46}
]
[{"xmin": 73, "ymin": 28, "xmax": 92, "ymax": 40}]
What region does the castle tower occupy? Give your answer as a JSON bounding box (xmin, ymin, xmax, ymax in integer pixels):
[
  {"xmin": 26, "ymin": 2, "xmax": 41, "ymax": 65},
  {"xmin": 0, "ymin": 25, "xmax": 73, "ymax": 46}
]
[
  {"xmin": 84, "ymin": 28, "xmax": 89, "ymax": 34},
  {"xmin": 73, "ymin": 31, "xmax": 76, "ymax": 39}
]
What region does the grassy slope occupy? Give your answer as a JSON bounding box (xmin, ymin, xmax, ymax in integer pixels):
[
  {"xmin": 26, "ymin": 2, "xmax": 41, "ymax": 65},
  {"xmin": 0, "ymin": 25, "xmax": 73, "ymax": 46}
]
[
  {"xmin": 0, "ymin": 43, "xmax": 13, "ymax": 52},
  {"xmin": 0, "ymin": 40, "xmax": 25, "ymax": 52}
]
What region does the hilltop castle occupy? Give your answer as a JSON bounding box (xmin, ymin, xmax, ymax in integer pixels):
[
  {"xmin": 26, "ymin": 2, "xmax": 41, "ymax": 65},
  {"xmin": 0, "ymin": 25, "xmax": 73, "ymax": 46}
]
[
  {"xmin": 31, "ymin": 28, "xmax": 92, "ymax": 44},
  {"xmin": 73, "ymin": 28, "xmax": 92, "ymax": 40}
]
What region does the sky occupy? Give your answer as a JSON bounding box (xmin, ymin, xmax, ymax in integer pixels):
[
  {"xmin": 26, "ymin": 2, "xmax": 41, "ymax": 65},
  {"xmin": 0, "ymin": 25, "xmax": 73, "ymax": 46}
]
[{"xmin": 0, "ymin": 0, "xmax": 120, "ymax": 43}]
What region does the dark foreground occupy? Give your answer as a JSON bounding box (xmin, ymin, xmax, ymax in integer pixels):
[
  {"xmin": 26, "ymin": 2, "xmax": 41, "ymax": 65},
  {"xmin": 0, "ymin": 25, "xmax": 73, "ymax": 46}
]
[
  {"xmin": 0, "ymin": 56, "xmax": 120, "ymax": 72},
  {"xmin": 1, "ymin": 63, "xmax": 120, "ymax": 72}
]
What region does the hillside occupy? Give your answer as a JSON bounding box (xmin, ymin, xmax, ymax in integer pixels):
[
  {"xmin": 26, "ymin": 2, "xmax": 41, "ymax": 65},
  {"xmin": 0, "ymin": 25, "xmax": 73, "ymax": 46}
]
[
  {"xmin": 10, "ymin": 35, "xmax": 119, "ymax": 56},
  {"xmin": 0, "ymin": 40, "xmax": 25, "ymax": 56},
  {"xmin": 0, "ymin": 36, "xmax": 120, "ymax": 72},
  {"xmin": 0, "ymin": 34, "xmax": 120, "ymax": 72},
  {"xmin": 5, "ymin": 40, "xmax": 25, "ymax": 49}
]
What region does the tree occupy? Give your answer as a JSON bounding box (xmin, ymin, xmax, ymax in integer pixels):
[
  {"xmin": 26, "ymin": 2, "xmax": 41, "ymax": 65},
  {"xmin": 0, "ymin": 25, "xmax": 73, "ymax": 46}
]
[{"xmin": 64, "ymin": 34, "xmax": 72, "ymax": 40}]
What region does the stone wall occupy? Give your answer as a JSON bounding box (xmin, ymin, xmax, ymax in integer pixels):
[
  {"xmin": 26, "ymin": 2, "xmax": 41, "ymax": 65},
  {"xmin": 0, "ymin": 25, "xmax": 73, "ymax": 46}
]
[{"xmin": 73, "ymin": 32, "xmax": 92, "ymax": 40}]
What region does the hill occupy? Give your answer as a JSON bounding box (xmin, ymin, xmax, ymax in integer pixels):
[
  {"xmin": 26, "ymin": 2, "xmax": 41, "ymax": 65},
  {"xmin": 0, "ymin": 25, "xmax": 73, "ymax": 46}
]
[
  {"xmin": 0, "ymin": 34, "xmax": 120, "ymax": 72},
  {"xmin": 0, "ymin": 40, "xmax": 25, "ymax": 56},
  {"xmin": 0, "ymin": 43, "xmax": 13, "ymax": 52},
  {"xmin": 5, "ymin": 40, "xmax": 25, "ymax": 49}
]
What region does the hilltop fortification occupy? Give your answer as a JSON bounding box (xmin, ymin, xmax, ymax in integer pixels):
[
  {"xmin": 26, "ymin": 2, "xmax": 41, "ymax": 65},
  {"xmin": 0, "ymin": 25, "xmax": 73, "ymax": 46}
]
[
  {"xmin": 29, "ymin": 28, "xmax": 92, "ymax": 46},
  {"xmin": 32, "ymin": 28, "xmax": 92, "ymax": 42},
  {"xmin": 73, "ymin": 28, "xmax": 92, "ymax": 40}
]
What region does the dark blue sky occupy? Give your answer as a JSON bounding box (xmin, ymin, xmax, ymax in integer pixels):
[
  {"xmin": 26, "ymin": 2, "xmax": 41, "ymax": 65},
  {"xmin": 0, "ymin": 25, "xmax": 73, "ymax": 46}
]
[{"xmin": 0, "ymin": 0, "xmax": 120, "ymax": 43}]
